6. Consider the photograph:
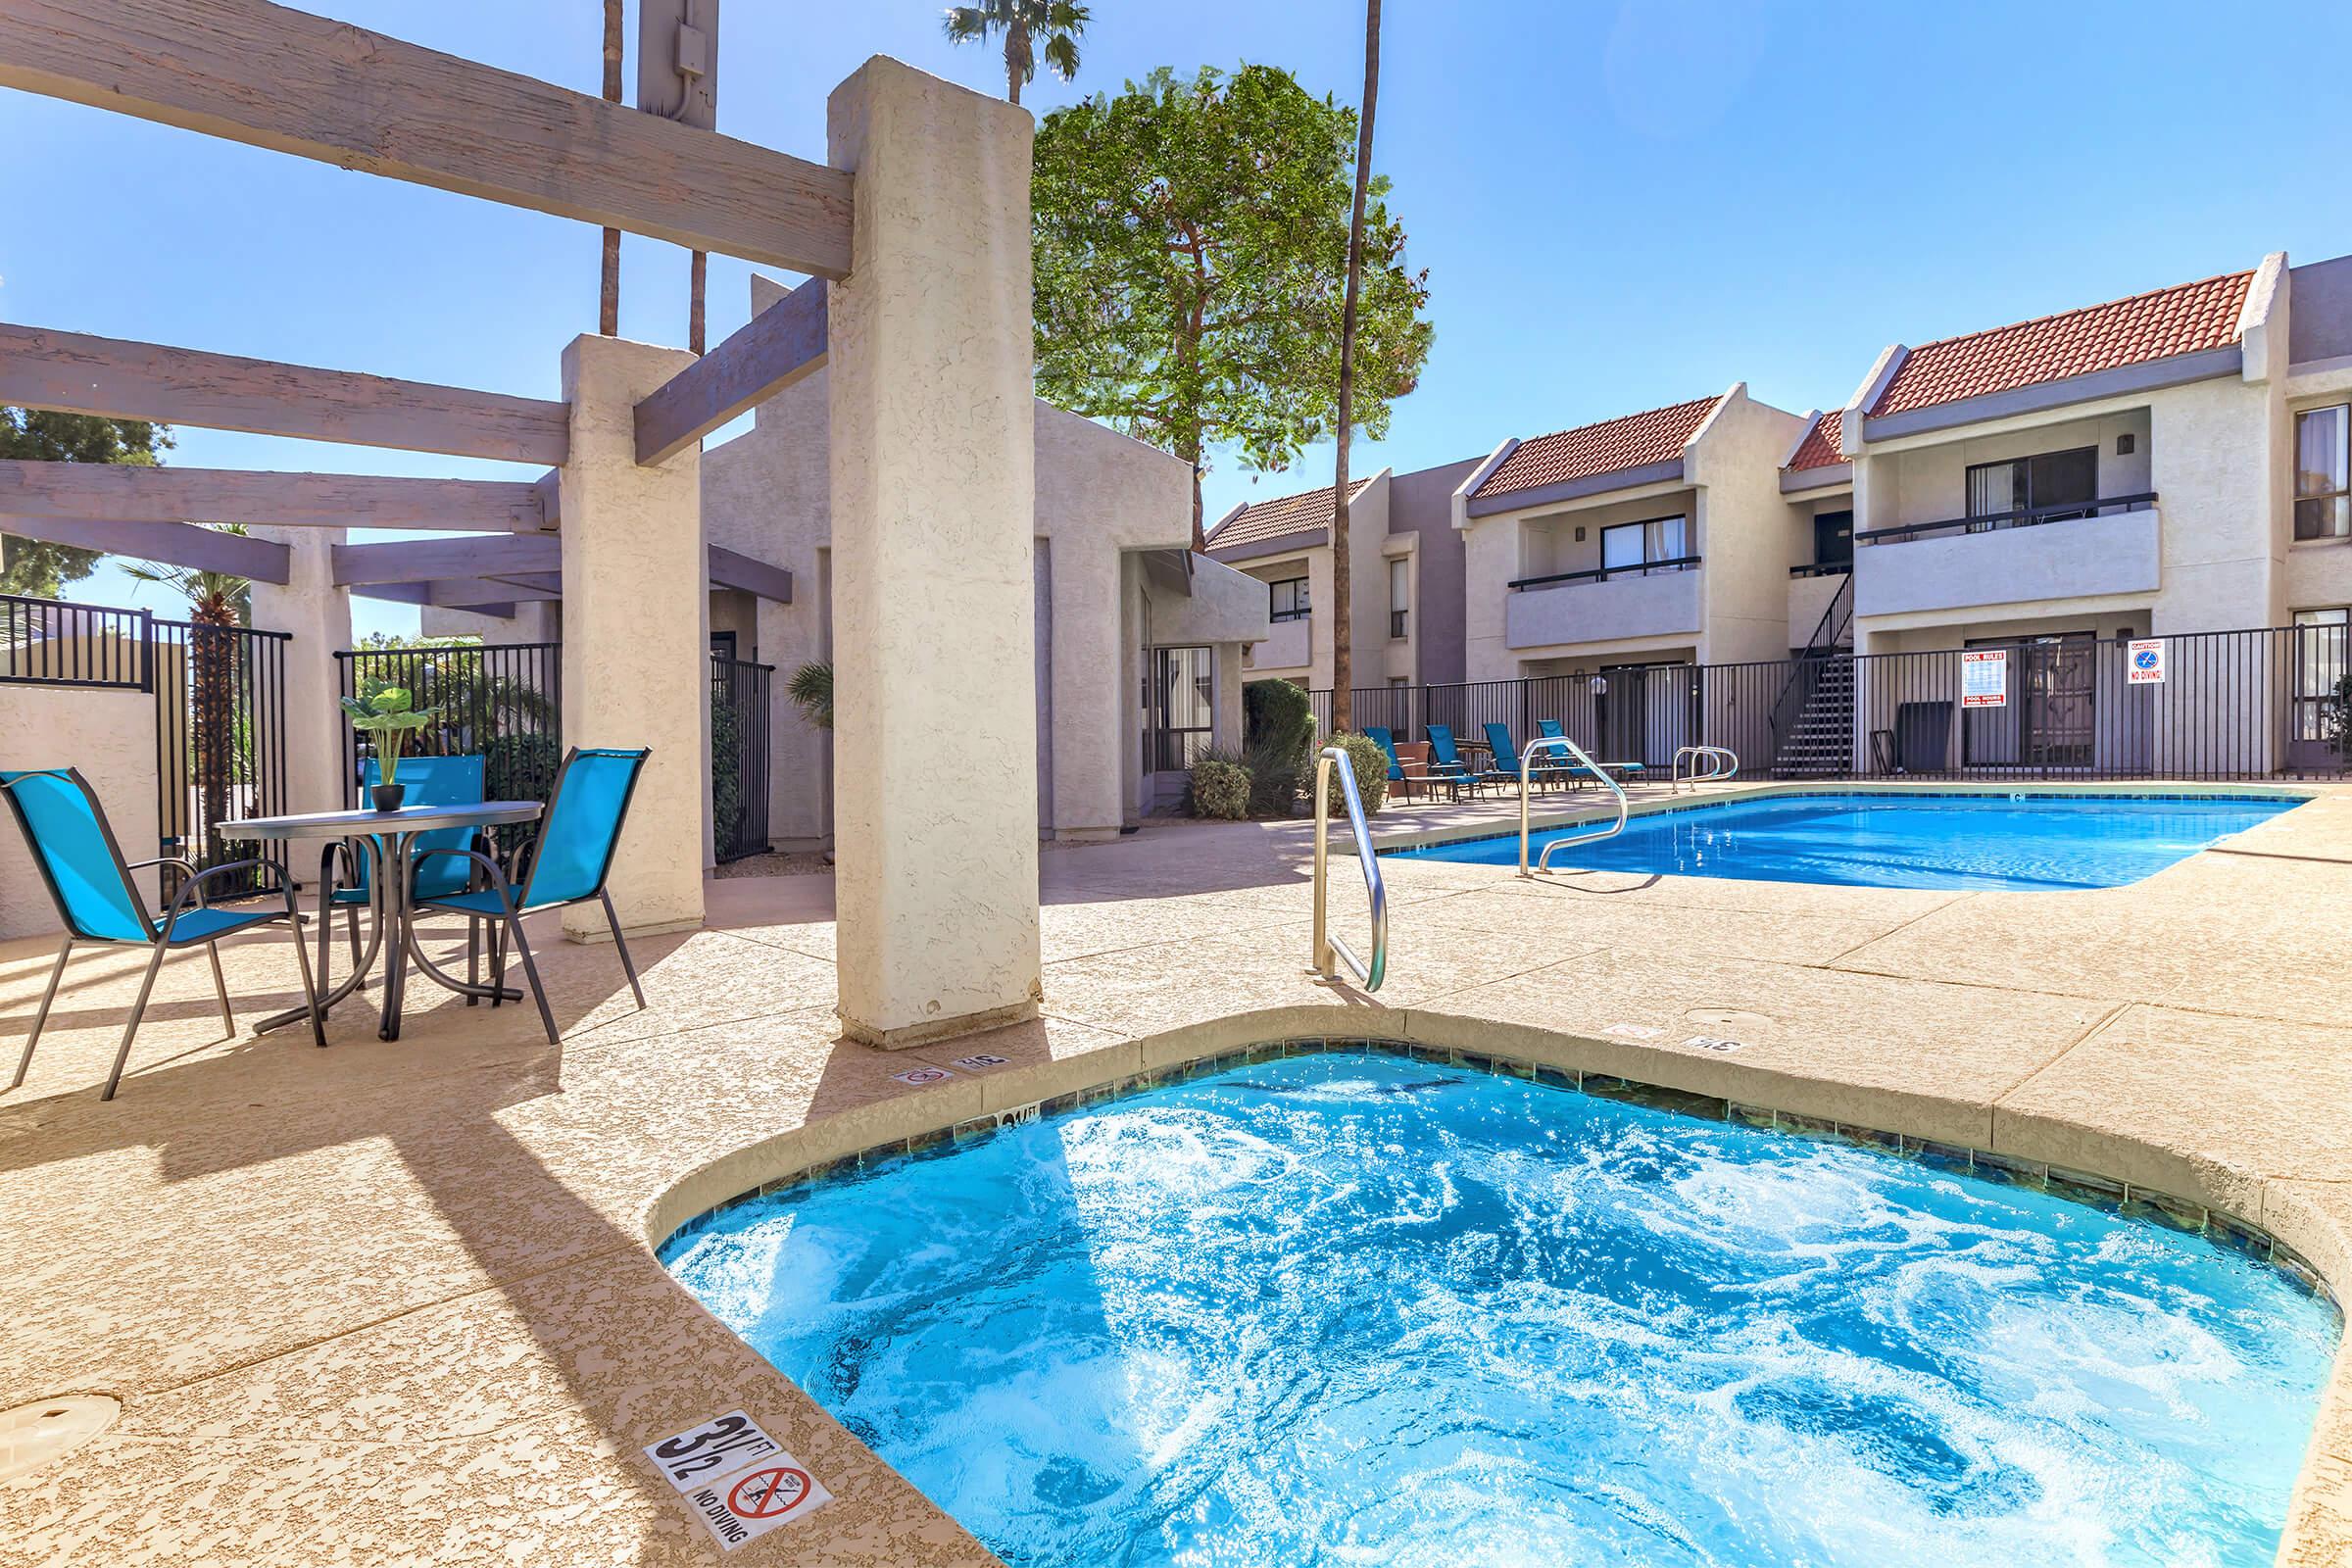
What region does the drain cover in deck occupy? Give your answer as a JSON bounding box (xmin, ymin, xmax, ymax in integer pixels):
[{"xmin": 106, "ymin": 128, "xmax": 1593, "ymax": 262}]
[{"xmin": 0, "ymin": 1395, "xmax": 120, "ymax": 1481}]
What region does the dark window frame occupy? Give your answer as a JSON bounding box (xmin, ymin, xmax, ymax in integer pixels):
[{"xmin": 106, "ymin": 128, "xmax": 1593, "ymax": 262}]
[
  {"xmin": 1965, "ymin": 445, "xmax": 2099, "ymax": 530},
  {"xmin": 1267, "ymin": 575, "xmax": 1310, "ymax": 623}
]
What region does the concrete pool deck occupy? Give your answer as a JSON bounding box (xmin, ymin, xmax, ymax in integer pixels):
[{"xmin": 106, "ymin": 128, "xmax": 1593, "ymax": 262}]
[{"xmin": 3, "ymin": 779, "xmax": 2351, "ymax": 1565}]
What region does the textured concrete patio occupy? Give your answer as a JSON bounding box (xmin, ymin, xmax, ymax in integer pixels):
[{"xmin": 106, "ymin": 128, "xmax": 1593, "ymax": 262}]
[{"xmin": 3, "ymin": 781, "xmax": 2351, "ymax": 1566}]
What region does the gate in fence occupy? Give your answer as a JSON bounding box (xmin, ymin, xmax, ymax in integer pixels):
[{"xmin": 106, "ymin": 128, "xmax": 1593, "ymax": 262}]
[
  {"xmin": 710, "ymin": 654, "xmax": 773, "ymax": 862},
  {"xmin": 152, "ymin": 618, "xmax": 292, "ymax": 900},
  {"xmin": 333, "ymin": 642, "xmax": 564, "ymax": 849}
]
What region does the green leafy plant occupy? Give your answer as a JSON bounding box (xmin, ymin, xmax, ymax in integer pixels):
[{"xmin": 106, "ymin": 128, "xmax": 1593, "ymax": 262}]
[
  {"xmin": 1243, "ymin": 678, "xmax": 1316, "ymax": 816},
  {"xmin": 338, "ymin": 686, "xmax": 440, "ymax": 789},
  {"xmin": 1320, "ymin": 731, "xmax": 1388, "ymax": 816},
  {"xmin": 787, "ymin": 661, "xmax": 834, "ymax": 731},
  {"xmin": 1188, "ymin": 754, "xmax": 1251, "ymax": 820},
  {"xmin": 2330, "ymin": 673, "xmax": 2352, "ymax": 758}
]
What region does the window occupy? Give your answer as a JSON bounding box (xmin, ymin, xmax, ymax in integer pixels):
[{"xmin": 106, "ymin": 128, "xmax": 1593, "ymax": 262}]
[
  {"xmin": 1388, "ymin": 559, "xmax": 1409, "ymax": 639},
  {"xmin": 1268, "ymin": 576, "xmax": 1309, "ymax": 622},
  {"xmin": 1965, "ymin": 447, "xmax": 2097, "ymax": 528},
  {"xmin": 2296, "ymin": 406, "xmax": 2351, "ymax": 541},
  {"xmin": 1599, "ymin": 514, "xmax": 1690, "ymax": 574}
]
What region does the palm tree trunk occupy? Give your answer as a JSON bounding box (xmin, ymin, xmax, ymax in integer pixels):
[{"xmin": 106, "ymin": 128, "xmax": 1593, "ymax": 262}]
[
  {"xmin": 1330, "ymin": 0, "xmax": 1382, "ymax": 737},
  {"xmin": 188, "ymin": 612, "xmax": 237, "ymax": 868},
  {"xmin": 1005, "ymin": 22, "xmax": 1027, "ymax": 105},
  {"xmin": 599, "ymin": 0, "xmax": 623, "ymax": 334}
]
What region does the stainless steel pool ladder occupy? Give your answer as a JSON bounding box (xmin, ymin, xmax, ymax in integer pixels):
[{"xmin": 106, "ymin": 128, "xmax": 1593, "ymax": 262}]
[
  {"xmin": 1310, "ymin": 745, "xmax": 1387, "ymax": 992},
  {"xmin": 1672, "ymin": 745, "xmax": 1740, "ymax": 793},
  {"xmin": 1519, "ymin": 734, "xmax": 1628, "ymax": 877}
]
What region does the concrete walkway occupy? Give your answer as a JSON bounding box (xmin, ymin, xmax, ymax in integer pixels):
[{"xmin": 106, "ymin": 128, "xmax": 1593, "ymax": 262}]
[{"xmin": 3, "ymin": 783, "xmax": 2350, "ymax": 1565}]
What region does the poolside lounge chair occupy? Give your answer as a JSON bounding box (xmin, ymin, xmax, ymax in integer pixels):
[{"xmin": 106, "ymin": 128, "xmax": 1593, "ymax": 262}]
[
  {"xmin": 318, "ymin": 754, "xmax": 491, "ymax": 993},
  {"xmin": 1482, "ymin": 722, "xmax": 1567, "ymax": 794},
  {"xmin": 407, "ymin": 746, "xmax": 652, "ymax": 1046},
  {"xmin": 1423, "ymin": 725, "xmax": 1480, "ymax": 797},
  {"xmin": 1365, "ymin": 727, "xmax": 1407, "ymax": 785},
  {"xmin": 1536, "ymin": 720, "xmax": 1648, "ymax": 788},
  {"xmin": 0, "ymin": 766, "xmax": 324, "ymax": 1099}
]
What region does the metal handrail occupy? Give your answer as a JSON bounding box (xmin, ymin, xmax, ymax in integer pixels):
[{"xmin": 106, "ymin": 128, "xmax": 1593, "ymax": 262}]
[
  {"xmin": 1518, "ymin": 734, "xmax": 1628, "ymax": 876},
  {"xmin": 1310, "ymin": 746, "xmax": 1387, "ymax": 992},
  {"xmin": 1673, "ymin": 745, "xmax": 1740, "ymax": 793}
]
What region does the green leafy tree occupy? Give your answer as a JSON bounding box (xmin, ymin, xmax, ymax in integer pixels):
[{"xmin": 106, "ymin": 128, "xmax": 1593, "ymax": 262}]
[
  {"xmin": 1032, "ymin": 65, "xmax": 1433, "ymax": 547},
  {"xmin": 943, "ymin": 0, "xmax": 1089, "ymax": 107},
  {"xmin": 787, "ymin": 661, "xmax": 834, "ymax": 730},
  {"xmin": 0, "ymin": 409, "xmax": 172, "ymax": 595}
]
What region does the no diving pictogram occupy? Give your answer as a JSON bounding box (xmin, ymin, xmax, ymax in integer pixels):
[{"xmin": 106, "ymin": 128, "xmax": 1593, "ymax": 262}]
[{"xmin": 729, "ymin": 1465, "xmax": 817, "ymax": 1520}]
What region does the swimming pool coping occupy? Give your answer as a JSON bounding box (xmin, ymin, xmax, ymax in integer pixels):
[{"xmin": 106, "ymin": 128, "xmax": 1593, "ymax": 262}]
[
  {"xmin": 1368, "ymin": 779, "xmax": 2321, "ymax": 859},
  {"xmin": 654, "ymin": 1032, "xmax": 2335, "ymax": 1316}
]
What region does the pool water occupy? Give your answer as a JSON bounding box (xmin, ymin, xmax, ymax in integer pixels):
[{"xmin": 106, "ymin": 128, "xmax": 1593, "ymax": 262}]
[
  {"xmin": 1388, "ymin": 792, "xmax": 2301, "ymax": 890},
  {"xmin": 663, "ymin": 1054, "xmax": 2335, "ymax": 1568}
]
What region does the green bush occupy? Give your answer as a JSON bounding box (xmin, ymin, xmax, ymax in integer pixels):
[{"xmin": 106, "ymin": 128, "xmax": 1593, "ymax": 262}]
[
  {"xmin": 1189, "ymin": 756, "xmax": 1251, "ymax": 820},
  {"xmin": 1244, "ymin": 678, "xmax": 1315, "ymax": 816},
  {"xmin": 1320, "ymin": 731, "xmax": 1390, "ymax": 816}
]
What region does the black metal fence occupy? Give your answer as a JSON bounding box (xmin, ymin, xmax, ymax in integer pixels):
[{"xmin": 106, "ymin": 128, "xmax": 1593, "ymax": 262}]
[
  {"xmin": 711, "ymin": 654, "xmax": 772, "ymax": 861},
  {"xmin": 0, "ymin": 592, "xmax": 151, "ymax": 689},
  {"xmin": 333, "ymin": 642, "xmax": 564, "ymax": 833},
  {"xmin": 1308, "ymin": 623, "xmax": 2352, "ymax": 783},
  {"xmin": 153, "ymin": 619, "xmax": 290, "ymax": 899}
]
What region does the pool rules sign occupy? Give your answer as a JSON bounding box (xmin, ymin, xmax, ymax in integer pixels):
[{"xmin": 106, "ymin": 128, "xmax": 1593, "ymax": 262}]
[
  {"xmin": 645, "ymin": 1410, "xmax": 832, "ymax": 1550},
  {"xmin": 1959, "ymin": 648, "xmax": 2008, "ymax": 708}
]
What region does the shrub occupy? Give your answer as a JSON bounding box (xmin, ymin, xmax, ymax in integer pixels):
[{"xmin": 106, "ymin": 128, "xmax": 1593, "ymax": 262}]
[
  {"xmin": 1244, "ymin": 679, "xmax": 1315, "ymax": 816},
  {"xmin": 1320, "ymin": 731, "xmax": 1389, "ymax": 816},
  {"xmin": 1188, "ymin": 755, "xmax": 1252, "ymax": 820}
]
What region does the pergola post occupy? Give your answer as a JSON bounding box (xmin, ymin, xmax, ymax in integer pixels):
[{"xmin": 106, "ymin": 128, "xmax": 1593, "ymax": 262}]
[
  {"xmin": 826, "ymin": 59, "xmax": 1040, "ymax": 1048},
  {"xmin": 246, "ymin": 525, "xmax": 351, "ymax": 822},
  {"xmin": 558, "ymin": 333, "xmax": 707, "ymax": 939}
]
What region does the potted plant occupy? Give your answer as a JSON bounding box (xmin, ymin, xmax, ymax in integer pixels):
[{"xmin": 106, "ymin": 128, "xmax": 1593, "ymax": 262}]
[{"xmin": 340, "ymin": 686, "xmax": 441, "ymax": 810}]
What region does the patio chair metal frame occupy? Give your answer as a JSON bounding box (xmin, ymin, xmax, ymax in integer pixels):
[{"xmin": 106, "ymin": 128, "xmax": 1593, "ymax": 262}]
[
  {"xmin": 1, "ymin": 766, "xmax": 325, "ymax": 1100},
  {"xmin": 406, "ymin": 746, "xmax": 652, "ymax": 1047},
  {"xmin": 315, "ymin": 754, "xmax": 494, "ymax": 1004}
]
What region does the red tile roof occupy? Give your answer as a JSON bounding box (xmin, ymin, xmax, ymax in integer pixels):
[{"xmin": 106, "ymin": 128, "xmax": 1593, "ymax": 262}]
[
  {"xmin": 1473, "ymin": 395, "xmax": 1720, "ymax": 501},
  {"xmin": 1870, "ymin": 270, "xmax": 2254, "ymax": 418},
  {"xmin": 1785, "ymin": 409, "xmax": 1845, "ymax": 471},
  {"xmin": 1203, "ymin": 476, "xmax": 1376, "ymax": 554}
]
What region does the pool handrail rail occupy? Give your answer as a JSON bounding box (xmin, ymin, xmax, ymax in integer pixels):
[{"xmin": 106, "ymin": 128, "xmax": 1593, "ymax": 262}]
[
  {"xmin": 1310, "ymin": 745, "xmax": 1387, "ymax": 992},
  {"xmin": 1519, "ymin": 734, "xmax": 1629, "ymax": 876},
  {"xmin": 1672, "ymin": 745, "xmax": 1740, "ymax": 793}
]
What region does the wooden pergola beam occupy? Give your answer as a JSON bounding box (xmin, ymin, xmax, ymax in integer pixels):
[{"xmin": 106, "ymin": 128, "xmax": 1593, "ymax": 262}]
[
  {"xmin": 424, "ymin": 577, "xmax": 563, "ymax": 605},
  {"xmin": 0, "ymin": 322, "xmax": 569, "ymax": 466},
  {"xmin": 708, "ymin": 544, "xmax": 793, "ymax": 604},
  {"xmin": 635, "ymin": 278, "xmax": 827, "ymax": 466},
  {"xmin": 0, "ymin": 514, "xmax": 291, "ymax": 583},
  {"xmin": 0, "ymin": 459, "xmax": 547, "ymax": 532},
  {"xmin": 331, "ymin": 533, "xmax": 561, "ymax": 587},
  {"xmin": 0, "ymin": 0, "xmax": 855, "ymax": 278}
]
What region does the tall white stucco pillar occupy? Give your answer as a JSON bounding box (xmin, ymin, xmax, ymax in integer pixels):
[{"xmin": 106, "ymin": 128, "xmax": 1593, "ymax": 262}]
[
  {"xmin": 827, "ymin": 57, "xmax": 1040, "ymax": 1048},
  {"xmin": 559, "ymin": 333, "xmax": 707, "ymax": 939},
  {"xmin": 246, "ymin": 525, "xmax": 350, "ymax": 834}
]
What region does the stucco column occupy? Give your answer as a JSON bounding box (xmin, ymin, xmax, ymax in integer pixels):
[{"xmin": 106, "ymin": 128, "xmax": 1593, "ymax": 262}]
[
  {"xmin": 827, "ymin": 57, "xmax": 1040, "ymax": 1048},
  {"xmin": 246, "ymin": 525, "xmax": 350, "ymax": 836},
  {"xmin": 559, "ymin": 333, "xmax": 706, "ymax": 939}
]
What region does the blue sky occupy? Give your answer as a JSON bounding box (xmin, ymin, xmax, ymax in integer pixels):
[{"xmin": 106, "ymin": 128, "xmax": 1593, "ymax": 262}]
[{"xmin": 8, "ymin": 0, "xmax": 2350, "ymax": 639}]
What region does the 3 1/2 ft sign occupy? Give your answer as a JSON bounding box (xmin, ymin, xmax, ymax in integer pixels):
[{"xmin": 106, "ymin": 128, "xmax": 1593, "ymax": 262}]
[{"xmin": 645, "ymin": 1410, "xmax": 782, "ymax": 1490}]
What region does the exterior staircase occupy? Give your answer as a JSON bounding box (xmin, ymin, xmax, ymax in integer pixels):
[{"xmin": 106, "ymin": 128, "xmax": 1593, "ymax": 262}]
[{"xmin": 1771, "ymin": 658, "xmax": 1855, "ymax": 775}]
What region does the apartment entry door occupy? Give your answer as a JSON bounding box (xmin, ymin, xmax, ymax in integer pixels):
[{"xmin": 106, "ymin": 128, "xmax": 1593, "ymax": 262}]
[{"xmin": 1964, "ymin": 632, "xmax": 2095, "ymax": 768}]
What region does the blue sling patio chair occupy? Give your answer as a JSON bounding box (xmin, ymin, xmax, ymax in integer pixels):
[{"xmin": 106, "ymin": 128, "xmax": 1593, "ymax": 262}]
[
  {"xmin": 317, "ymin": 754, "xmax": 490, "ymax": 995},
  {"xmin": 1423, "ymin": 724, "xmax": 1481, "ymax": 797},
  {"xmin": 1537, "ymin": 718, "xmax": 1647, "ymax": 788},
  {"xmin": 1364, "ymin": 727, "xmax": 1408, "ymax": 784},
  {"xmin": 0, "ymin": 766, "xmax": 324, "ymax": 1100},
  {"xmin": 1482, "ymin": 722, "xmax": 1560, "ymax": 794},
  {"xmin": 407, "ymin": 746, "xmax": 651, "ymax": 1046}
]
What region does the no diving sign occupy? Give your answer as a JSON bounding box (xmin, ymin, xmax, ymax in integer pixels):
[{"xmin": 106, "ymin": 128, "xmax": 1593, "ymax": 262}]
[
  {"xmin": 645, "ymin": 1410, "xmax": 832, "ymax": 1550},
  {"xmin": 2128, "ymin": 637, "xmax": 2168, "ymax": 684}
]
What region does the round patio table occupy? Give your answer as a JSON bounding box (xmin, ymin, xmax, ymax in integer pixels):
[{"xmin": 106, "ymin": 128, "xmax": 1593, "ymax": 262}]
[{"xmin": 220, "ymin": 801, "xmax": 544, "ymax": 1042}]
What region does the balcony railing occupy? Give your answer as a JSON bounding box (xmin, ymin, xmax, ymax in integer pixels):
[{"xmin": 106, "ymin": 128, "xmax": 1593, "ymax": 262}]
[
  {"xmin": 1789, "ymin": 562, "xmax": 1851, "ymax": 579},
  {"xmin": 1857, "ymin": 492, "xmax": 2156, "ymax": 546},
  {"xmin": 1508, "ymin": 554, "xmax": 1701, "ymax": 592},
  {"xmin": 1269, "ymin": 607, "xmax": 1310, "ymax": 623}
]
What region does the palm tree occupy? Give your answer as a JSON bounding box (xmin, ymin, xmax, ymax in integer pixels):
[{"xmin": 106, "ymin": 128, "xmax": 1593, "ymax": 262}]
[
  {"xmin": 942, "ymin": 0, "xmax": 1089, "ymax": 107},
  {"xmin": 125, "ymin": 526, "xmax": 253, "ymax": 867},
  {"xmin": 1330, "ymin": 0, "xmax": 1382, "ymax": 734},
  {"xmin": 787, "ymin": 661, "xmax": 834, "ymax": 730}
]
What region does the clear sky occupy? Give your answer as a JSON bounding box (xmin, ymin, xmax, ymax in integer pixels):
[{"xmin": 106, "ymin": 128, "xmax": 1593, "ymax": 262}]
[{"xmin": 8, "ymin": 0, "xmax": 2350, "ymax": 639}]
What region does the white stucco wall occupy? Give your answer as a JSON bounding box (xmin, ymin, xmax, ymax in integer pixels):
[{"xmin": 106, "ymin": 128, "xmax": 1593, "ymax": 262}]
[
  {"xmin": 1686, "ymin": 387, "xmax": 1806, "ymax": 665},
  {"xmin": 0, "ymin": 684, "xmax": 161, "ymax": 941}
]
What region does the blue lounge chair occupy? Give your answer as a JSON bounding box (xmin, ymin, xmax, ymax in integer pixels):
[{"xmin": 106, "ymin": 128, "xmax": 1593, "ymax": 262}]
[
  {"xmin": 408, "ymin": 747, "xmax": 652, "ymax": 1045},
  {"xmin": 318, "ymin": 754, "xmax": 490, "ymax": 993},
  {"xmin": 1482, "ymin": 722, "xmax": 1560, "ymax": 793},
  {"xmin": 1423, "ymin": 724, "xmax": 1479, "ymax": 796},
  {"xmin": 0, "ymin": 766, "xmax": 323, "ymax": 1099},
  {"xmin": 1364, "ymin": 727, "xmax": 1407, "ymax": 785},
  {"xmin": 1537, "ymin": 719, "xmax": 1647, "ymax": 788}
]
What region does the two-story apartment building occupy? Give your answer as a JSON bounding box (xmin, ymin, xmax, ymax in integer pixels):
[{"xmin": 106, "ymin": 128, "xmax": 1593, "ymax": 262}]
[{"xmin": 1202, "ymin": 453, "xmax": 1486, "ymax": 691}]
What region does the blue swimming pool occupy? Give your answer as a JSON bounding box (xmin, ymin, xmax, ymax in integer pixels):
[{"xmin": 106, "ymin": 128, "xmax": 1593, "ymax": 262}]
[
  {"xmin": 1387, "ymin": 791, "xmax": 2301, "ymax": 890},
  {"xmin": 664, "ymin": 1053, "xmax": 2334, "ymax": 1568}
]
